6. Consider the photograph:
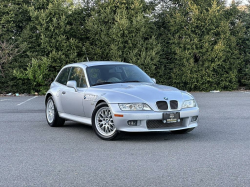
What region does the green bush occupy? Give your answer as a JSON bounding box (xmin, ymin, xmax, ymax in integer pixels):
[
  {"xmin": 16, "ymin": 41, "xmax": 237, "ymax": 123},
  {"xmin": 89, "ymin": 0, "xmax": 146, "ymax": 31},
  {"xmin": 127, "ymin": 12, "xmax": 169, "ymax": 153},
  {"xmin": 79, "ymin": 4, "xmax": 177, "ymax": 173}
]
[
  {"xmin": 14, "ymin": 57, "xmax": 50, "ymax": 95},
  {"xmin": 0, "ymin": 0, "xmax": 249, "ymax": 93}
]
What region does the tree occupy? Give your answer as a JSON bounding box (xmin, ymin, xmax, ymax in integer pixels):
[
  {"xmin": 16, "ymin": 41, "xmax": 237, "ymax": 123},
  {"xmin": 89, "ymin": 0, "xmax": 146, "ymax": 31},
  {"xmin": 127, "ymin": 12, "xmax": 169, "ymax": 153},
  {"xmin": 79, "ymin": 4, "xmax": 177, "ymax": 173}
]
[
  {"xmin": 0, "ymin": 0, "xmax": 31, "ymax": 41},
  {"xmin": 14, "ymin": 0, "xmax": 89, "ymax": 93},
  {"xmin": 0, "ymin": 0, "xmax": 31, "ymax": 93},
  {"xmin": 154, "ymin": 0, "xmax": 243, "ymax": 91},
  {"xmin": 0, "ymin": 40, "xmax": 23, "ymax": 78},
  {"xmin": 237, "ymin": 3, "xmax": 250, "ymax": 88},
  {"xmin": 86, "ymin": 0, "xmax": 161, "ymax": 76}
]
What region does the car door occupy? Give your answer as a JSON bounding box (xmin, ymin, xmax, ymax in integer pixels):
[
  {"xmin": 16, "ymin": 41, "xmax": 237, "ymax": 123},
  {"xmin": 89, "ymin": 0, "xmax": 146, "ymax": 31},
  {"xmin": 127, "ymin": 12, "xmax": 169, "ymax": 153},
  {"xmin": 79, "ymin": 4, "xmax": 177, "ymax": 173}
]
[{"xmin": 60, "ymin": 66, "xmax": 87, "ymax": 117}]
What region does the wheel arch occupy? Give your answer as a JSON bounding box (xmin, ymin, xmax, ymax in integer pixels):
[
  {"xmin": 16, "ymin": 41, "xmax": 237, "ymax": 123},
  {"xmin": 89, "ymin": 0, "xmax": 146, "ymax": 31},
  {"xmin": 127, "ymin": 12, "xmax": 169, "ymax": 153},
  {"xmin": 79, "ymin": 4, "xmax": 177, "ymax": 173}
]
[
  {"xmin": 95, "ymin": 99, "xmax": 107, "ymax": 107},
  {"xmin": 45, "ymin": 93, "xmax": 52, "ymax": 105}
]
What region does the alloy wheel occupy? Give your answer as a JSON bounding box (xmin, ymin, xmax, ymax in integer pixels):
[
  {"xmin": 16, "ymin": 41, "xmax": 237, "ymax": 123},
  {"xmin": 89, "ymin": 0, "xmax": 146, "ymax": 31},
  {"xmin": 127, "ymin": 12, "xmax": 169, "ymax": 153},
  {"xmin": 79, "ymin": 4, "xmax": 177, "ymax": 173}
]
[{"xmin": 95, "ymin": 107, "xmax": 116, "ymax": 137}]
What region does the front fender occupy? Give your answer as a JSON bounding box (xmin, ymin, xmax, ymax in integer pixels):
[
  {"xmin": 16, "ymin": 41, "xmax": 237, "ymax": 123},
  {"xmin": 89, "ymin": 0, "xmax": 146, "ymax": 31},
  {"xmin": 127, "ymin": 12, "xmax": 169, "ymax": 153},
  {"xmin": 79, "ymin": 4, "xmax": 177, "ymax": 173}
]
[{"xmin": 83, "ymin": 90, "xmax": 144, "ymax": 119}]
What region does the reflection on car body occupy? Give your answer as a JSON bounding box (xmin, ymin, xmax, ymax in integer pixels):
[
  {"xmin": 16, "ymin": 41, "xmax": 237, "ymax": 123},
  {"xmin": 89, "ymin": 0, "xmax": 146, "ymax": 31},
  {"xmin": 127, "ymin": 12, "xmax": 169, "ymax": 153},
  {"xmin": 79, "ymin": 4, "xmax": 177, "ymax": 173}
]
[{"xmin": 45, "ymin": 61, "xmax": 199, "ymax": 140}]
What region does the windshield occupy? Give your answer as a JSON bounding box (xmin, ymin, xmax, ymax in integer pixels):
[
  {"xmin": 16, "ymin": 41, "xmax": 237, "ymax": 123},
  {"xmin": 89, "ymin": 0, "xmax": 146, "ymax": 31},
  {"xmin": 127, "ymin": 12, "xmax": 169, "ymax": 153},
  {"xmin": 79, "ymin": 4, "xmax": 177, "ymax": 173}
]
[{"xmin": 86, "ymin": 64, "xmax": 153, "ymax": 86}]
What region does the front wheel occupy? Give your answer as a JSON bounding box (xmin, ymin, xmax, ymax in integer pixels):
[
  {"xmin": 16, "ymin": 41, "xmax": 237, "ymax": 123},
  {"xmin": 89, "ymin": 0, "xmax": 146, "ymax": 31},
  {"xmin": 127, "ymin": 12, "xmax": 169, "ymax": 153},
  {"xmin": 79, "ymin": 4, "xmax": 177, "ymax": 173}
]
[
  {"xmin": 46, "ymin": 96, "xmax": 65, "ymax": 127},
  {"xmin": 92, "ymin": 103, "xmax": 120, "ymax": 140},
  {"xmin": 171, "ymin": 128, "xmax": 195, "ymax": 134}
]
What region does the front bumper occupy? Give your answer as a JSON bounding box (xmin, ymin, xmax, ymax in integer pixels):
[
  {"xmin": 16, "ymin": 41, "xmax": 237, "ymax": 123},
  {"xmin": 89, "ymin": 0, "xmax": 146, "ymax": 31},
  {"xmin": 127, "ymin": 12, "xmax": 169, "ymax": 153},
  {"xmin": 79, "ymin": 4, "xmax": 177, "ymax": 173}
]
[{"xmin": 109, "ymin": 104, "xmax": 199, "ymax": 132}]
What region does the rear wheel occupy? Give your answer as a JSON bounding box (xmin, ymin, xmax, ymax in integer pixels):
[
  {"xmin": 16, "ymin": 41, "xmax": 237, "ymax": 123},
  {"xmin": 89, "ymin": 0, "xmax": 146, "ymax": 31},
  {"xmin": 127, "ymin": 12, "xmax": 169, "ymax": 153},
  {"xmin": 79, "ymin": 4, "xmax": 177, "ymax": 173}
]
[
  {"xmin": 171, "ymin": 128, "xmax": 195, "ymax": 134},
  {"xmin": 92, "ymin": 103, "xmax": 120, "ymax": 140},
  {"xmin": 46, "ymin": 96, "xmax": 65, "ymax": 127}
]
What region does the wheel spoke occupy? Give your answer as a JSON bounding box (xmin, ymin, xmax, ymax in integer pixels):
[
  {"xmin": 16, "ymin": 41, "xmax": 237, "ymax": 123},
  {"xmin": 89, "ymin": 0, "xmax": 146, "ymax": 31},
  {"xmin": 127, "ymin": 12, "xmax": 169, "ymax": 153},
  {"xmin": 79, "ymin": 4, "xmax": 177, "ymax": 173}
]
[
  {"xmin": 102, "ymin": 110, "xmax": 106, "ymax": 117},
  {"xmin": 100, "ymin": 124, "xmax": 104, "ymax": 130},
  {"xmin": 98, "ymin": 118, "xmax": 103, "ymax": 122},
  {"xmin": 103, "ymin": 110, "xmax": 107, "ymax": 117},
  {"xmin": 100, "ymin": 111, "xmax": 104, "ymax": 117},
  {"xmin": 108, "ymin": 126, "xmax": 112, "ymax": 133},
  {"xmin": 99, "ymin": 121, "xmax": 105, "ymax": 125},
  {"xmin": 105, "ymin": 110, "xmax": 108, "ymax": 117},
  {"xmin": 49, "ymin": 102, "xmax": 53, "ymax": 109}
]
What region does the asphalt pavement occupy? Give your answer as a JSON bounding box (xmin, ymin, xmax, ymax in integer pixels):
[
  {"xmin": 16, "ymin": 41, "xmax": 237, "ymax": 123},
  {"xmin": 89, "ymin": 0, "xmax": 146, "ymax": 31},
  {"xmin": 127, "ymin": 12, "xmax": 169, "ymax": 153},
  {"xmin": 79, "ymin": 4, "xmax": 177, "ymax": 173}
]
[{"xmin": 0, "ymin": 92, "xmax": 250, "ymax": 187}]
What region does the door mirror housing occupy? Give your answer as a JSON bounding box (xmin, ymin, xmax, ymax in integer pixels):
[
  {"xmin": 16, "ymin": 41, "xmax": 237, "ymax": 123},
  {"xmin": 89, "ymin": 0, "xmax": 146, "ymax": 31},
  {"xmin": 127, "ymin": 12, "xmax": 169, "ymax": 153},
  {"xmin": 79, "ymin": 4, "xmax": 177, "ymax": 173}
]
[
  {"xmin": 66, "ymin": 80, "xmax": 77, "ymax": 92},
  {"xmin": 151, "ymin": 78, "xmax": 156, "ymax": 84}
]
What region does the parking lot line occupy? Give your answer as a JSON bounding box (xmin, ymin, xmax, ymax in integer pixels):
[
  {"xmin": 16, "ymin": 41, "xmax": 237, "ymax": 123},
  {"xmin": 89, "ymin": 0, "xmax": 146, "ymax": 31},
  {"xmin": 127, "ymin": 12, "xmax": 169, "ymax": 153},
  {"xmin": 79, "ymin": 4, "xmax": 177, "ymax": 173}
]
[
  {"xmin": 0, "ymin": 99, "xmax": 11, "ymax": 102},
  {"xmin": 240, "ymin": 91, "xmax": 250, "ymax": 94},
  {"xmin": 17, "ymin": 96, "xmax": 38, "ymax": 106}
]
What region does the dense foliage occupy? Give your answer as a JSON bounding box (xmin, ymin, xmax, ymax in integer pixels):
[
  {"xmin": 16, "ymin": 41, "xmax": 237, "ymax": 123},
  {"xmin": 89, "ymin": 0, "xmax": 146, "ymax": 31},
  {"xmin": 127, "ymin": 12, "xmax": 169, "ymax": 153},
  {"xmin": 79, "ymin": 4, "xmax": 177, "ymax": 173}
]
[{"xmin": 0, "ymin": 0, "xmax": 249, "ymax": 94}]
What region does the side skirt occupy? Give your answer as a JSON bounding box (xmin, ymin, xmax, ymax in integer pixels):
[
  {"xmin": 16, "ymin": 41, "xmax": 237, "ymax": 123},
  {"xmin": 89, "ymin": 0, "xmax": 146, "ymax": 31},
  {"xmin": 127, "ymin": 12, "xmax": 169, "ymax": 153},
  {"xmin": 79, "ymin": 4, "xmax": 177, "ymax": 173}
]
[{"xmin": 59, "ymin": 113, "xmax": 92, "ymax": 126}]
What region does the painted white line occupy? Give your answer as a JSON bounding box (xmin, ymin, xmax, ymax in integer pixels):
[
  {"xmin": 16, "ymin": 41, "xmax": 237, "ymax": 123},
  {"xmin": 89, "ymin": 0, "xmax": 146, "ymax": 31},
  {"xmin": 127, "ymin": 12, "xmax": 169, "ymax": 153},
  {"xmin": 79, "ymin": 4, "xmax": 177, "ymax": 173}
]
[
  {"xmin": 17, "ymin": 96, "xmax": 38, "ymax": 106},
  {"xmin": 0, "ymin": 99, "xmax": 11, "ymax": 102},
  {"xmin": 239, "ymin": 91, "xmax": 250, "ymax": 94}
]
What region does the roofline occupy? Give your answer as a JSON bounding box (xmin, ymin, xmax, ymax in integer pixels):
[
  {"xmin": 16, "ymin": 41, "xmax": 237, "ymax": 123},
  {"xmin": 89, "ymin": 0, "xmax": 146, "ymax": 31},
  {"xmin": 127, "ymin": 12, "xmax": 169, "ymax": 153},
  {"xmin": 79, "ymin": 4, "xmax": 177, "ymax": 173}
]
[
  {"xmin": 85, "ymin": 61, "xmax": 130, "ymax": 67},
  {"xmin": 64, "ymin": 61, "xmax": 132, "ymax": 68}
]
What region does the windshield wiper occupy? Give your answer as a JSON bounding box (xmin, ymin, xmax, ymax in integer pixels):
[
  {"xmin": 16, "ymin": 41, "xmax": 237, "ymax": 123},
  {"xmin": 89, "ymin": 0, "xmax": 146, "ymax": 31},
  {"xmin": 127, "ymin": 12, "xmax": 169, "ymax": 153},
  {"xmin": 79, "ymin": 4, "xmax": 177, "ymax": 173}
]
[
  {"xmin": 92, "ymin": 80, "xmax": 141, "ymax": 86},
  {"xmin": 92, "ymin": 81, "xmax": 114, "ymax": 86},
  {"xmin": 122, "ymin": 80, "xmax": 140, "ymax": 83}
]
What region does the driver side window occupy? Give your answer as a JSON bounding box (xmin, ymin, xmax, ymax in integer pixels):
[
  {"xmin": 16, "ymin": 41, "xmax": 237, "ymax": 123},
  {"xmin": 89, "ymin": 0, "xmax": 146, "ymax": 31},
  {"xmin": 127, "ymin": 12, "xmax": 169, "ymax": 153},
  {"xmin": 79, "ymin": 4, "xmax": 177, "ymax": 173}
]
[
  {"xmin": 56, "ymin": 67, "xmax": 70, "ymax": 85},
  {"xmin": 68, "ymin": 67, "xmax": 87, "ymax": 88}
]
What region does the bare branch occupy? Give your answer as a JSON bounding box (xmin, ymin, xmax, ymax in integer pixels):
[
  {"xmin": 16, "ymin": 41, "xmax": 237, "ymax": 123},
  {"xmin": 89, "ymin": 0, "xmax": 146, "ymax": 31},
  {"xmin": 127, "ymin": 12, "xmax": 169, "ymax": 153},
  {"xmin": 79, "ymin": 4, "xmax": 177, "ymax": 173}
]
[{"xmin": 0, "ymin": 40, "xmax": 24, "ymax": 78}]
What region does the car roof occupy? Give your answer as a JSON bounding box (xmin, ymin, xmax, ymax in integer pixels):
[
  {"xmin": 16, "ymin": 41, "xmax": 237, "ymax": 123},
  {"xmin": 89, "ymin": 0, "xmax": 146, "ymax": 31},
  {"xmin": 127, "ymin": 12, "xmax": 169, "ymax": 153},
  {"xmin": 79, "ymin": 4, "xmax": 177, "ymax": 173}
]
[{"xmin": 65, "ymin": 61, "xmax": 132, "ymax": 68}]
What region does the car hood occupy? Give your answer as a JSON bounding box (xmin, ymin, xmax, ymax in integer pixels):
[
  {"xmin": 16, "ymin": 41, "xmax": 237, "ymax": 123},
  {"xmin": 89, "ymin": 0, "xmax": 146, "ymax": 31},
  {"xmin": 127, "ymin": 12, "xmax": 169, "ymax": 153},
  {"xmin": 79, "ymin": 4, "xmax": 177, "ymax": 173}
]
[{"xmin": 93, "ymin": 83, "xmax": 192, "ymax": 110}]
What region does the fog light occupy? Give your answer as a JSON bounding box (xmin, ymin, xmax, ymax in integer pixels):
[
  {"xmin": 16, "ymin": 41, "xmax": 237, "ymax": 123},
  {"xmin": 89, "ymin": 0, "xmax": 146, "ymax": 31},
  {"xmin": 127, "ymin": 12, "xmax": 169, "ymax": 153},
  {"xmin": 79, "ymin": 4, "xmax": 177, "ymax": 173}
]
[
  {"xmin": 191, "ymin": 116, "xmax": 198, "ymax": 122},
  {"xmin": 127, "ymin": 120, "xmax": 137, "ymax": 126}
]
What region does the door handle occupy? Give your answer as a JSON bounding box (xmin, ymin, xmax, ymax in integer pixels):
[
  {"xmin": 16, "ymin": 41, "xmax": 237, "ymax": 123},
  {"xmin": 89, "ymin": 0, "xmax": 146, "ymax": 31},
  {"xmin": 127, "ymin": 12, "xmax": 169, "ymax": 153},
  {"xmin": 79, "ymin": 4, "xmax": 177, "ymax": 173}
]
[{"xmin": 62, "ymin": 91, "xmax": 66, "ymax": 95}]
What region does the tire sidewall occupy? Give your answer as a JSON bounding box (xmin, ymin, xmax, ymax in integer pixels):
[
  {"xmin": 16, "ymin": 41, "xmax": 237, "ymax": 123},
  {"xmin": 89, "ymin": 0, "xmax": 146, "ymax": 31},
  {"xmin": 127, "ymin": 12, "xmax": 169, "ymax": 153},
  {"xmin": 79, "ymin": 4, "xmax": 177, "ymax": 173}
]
[{"xmin": 46, "ymin": 96, "xmax": 56, "ymax": 127}]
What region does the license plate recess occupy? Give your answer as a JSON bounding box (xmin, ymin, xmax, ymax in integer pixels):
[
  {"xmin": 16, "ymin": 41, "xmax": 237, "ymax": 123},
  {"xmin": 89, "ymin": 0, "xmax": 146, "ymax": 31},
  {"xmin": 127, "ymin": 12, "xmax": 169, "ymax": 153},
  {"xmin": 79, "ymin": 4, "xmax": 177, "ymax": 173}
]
[{"xmin": 162, "ymin": 112, "xmax": 180, "ymax": 123}]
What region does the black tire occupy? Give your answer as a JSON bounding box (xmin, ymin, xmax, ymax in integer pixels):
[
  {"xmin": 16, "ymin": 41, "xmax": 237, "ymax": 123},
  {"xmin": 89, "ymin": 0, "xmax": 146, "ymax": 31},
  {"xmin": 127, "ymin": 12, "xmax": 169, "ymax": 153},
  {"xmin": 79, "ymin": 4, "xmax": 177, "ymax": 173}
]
[
  {"xmin": 171, "ymin": 128, "xmax": 195, "ymax": 134},
  {"xmin": 92, "ymin": 103, "xmax": 121, "ymax": 140},
  {"xmin": 46, "ymin": 96, "xmax": 65, "ymax": 127}
]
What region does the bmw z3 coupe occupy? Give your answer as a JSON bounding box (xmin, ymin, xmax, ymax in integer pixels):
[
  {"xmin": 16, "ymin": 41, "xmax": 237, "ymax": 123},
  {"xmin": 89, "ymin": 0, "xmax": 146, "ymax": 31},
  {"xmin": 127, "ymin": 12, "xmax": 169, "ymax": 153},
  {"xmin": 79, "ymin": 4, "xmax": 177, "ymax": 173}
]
[{"xmin": 45, "ymin": 61, "xmax": 199, "ymax": 140}]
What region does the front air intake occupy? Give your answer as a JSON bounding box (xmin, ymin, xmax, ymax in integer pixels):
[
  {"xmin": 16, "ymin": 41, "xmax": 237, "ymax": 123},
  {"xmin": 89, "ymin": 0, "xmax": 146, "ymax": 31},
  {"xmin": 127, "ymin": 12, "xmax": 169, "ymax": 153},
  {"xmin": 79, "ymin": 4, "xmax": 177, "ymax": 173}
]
[{"xmin": 147, "ymin": 120, "xmax": 183, "ymax": 129}]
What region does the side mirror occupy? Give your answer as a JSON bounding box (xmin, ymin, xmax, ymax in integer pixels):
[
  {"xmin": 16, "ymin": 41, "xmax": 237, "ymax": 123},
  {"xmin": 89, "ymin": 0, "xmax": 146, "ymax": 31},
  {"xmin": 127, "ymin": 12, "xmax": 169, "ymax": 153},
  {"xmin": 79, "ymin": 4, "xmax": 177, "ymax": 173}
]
[
  {"xmin": 151, "ymin": 78, "xmax": 156, "ymax": 84},
  {"xmin": 67, "ymin": 80, "xmax": 77, "ymax": 92}
]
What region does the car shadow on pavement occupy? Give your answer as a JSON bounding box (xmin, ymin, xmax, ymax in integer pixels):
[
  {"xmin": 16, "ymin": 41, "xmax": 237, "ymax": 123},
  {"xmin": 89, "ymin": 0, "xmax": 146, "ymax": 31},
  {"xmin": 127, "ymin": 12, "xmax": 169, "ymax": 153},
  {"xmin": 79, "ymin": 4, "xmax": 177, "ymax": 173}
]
[
  {"xmin": 63, "ymin": 121, "xmax": 93, "ymax": 130},
  {"xmin": 119, "ymin": 131, "xmax": 201, "ymax": 142},
  {"xmin": 62, "ymin": 121, "xmax": 202, "ymax": 142}
]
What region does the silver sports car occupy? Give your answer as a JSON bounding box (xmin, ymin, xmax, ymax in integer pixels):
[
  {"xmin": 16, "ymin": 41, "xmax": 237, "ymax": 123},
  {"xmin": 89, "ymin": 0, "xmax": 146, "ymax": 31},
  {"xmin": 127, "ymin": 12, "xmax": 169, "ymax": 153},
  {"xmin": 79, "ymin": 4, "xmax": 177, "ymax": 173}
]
[{"xmin": 45, "ymin": 61, "xmax": 199, "ymax": 140}]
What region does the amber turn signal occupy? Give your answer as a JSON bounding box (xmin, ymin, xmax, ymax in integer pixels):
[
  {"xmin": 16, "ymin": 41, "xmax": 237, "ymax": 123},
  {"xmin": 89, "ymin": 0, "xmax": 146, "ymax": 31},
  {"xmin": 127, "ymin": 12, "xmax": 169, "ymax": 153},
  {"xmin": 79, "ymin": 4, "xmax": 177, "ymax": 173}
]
[{"xmin": 114, "ymin": 114, "xmax": 124, "ymax": 117}]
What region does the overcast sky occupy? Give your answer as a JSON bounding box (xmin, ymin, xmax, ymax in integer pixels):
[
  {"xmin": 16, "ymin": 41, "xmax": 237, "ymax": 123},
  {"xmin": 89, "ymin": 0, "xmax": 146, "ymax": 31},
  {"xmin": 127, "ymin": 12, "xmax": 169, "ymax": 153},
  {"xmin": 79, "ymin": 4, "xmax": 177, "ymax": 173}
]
[{"xmin": 226, "ymin": 0, "xmax": 249, "ymax": 6}]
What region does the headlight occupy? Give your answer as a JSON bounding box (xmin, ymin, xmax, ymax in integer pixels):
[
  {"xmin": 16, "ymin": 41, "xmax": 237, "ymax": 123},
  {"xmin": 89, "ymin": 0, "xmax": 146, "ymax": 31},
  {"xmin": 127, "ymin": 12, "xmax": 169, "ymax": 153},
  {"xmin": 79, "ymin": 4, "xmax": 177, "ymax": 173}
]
[
  {"xmin": 182, "ymin": 99, "xmax": 196, "ymax": 108},
  {"xmin": 118, "ymin": 103, "xmax": 152, "ymax": 111}
]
